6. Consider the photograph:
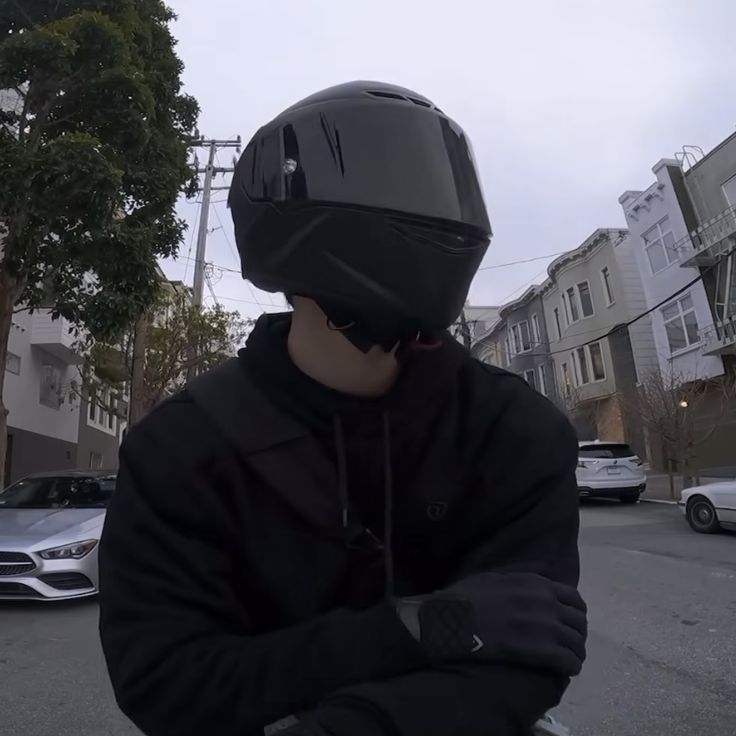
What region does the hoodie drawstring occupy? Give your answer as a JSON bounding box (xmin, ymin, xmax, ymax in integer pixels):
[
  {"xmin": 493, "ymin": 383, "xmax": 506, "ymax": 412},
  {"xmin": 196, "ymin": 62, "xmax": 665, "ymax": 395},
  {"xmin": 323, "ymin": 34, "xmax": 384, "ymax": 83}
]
[
  {"xmin": 332, "ymin": 412, "xmax": 395, "ymax": 602},
  {"xmin": 382, "ymin": 411, "xmax": 395, "ymax": 601}
]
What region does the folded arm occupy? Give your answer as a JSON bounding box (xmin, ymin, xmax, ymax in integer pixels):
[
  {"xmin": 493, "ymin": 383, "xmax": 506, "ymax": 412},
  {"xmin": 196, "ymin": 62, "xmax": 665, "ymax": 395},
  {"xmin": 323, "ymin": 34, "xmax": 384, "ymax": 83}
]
[
  {"xmin": 99, "ymin": 422, "xmax": 425, "ymax": 736},
  {"xmin": 298, "ymin": 403, "xmax": 583, "ymax": 736}
]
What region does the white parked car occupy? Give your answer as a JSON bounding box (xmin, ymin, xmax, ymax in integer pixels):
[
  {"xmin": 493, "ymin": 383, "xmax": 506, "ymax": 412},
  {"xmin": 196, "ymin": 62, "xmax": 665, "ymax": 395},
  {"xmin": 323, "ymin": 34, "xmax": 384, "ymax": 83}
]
[
  {"xmin": 680, "ymin": 481, "xmax": 736, "ymax": 534},
  {"xmin": 576, "ymin": 441, "xmax": 646, "ymax": 503}
]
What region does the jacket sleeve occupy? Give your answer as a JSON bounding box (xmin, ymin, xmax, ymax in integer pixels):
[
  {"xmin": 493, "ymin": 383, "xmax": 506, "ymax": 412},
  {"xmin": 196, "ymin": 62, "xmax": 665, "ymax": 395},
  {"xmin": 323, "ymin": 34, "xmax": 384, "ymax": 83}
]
[
  {"xmin": 98, "ymin": 413, "xmax": 425, "ymax": 736},
  {"xmin": 308, "ymin": 392, "xmax": 582, "ymax": 736}
]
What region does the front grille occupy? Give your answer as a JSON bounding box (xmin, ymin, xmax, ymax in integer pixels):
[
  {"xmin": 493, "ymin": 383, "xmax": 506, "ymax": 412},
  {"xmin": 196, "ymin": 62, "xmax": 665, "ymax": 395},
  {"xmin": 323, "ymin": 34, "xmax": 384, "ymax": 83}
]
[
  {"xmin": 38, "ymin": 573, "xmax": 94, "ymax": 591},
  {"xmin": 0, "ymin": 551, "xmax": 35, "ymax": 576},
  {"xmin": 0, "ymin": 582, "xmax": 40, "ymax": 597}
]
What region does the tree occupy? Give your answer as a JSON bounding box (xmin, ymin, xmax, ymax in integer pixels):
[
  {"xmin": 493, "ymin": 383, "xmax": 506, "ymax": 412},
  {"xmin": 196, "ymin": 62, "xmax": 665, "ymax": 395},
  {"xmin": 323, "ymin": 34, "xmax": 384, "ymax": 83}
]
[
  {"xmin": 626, "ymin": 368, "xmax": 736, "ymax": 497},
  {"xmin": 0, "ymin": 1, "xmax": 198, "ymax": 485},
  {"xmin": 79, "ymin": 288, "xmax": 252, "ymax": 424}
]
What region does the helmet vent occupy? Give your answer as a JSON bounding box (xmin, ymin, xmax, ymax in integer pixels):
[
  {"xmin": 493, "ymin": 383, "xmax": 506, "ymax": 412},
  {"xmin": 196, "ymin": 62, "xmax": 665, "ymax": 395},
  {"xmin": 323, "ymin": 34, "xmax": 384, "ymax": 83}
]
[
  {"xmin": 365, "ymin": 89, "xmax": 440, "ymax": 112},
  {"xmin": 408, "ymin": 97, "xmax": 431, "ymax": 108},
  {"xmin": 366, "ymin": 90, "xmax": 407, "ymax": 101}
]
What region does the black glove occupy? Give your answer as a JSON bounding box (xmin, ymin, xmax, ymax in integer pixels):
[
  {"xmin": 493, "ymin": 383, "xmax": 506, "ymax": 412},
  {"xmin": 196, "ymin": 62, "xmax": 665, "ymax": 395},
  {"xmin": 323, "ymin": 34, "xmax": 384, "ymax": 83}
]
[{"xmin": 396, "ymin": 571, "xmax": 587, "ymax": 676}]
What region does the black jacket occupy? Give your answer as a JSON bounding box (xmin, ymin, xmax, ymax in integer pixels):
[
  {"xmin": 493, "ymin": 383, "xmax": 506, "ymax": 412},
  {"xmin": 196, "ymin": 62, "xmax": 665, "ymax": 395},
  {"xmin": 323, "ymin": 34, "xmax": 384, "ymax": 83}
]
[{"xmin": 99, "ymin": 316, "xmax": 581, "ymax": 736}]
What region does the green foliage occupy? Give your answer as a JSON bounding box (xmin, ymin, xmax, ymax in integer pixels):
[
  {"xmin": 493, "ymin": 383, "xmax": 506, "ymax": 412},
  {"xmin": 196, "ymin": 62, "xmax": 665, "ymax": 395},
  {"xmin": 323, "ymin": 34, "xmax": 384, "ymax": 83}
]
[
  {"xmin": 83, "ymin": 286, "xmax": 252, "ymax": 416},
  {"xmin": 0, "ymin": 0, "xmax": 199, "ymax": 339}
]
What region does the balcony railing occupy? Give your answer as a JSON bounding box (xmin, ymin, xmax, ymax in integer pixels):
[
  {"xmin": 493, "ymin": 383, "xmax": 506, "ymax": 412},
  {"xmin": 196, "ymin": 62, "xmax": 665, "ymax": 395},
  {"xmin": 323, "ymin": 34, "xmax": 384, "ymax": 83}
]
[
  {"xmin": 676, "ymin": 204, "xmax": 736, "ymax": 267},
  {"xmin": 699, "ymin": 315, "xmax": 736, "ymax": 356},
  {"xmin": 29, "ymin": 312, "xmax": 83, "ymax": 364}
]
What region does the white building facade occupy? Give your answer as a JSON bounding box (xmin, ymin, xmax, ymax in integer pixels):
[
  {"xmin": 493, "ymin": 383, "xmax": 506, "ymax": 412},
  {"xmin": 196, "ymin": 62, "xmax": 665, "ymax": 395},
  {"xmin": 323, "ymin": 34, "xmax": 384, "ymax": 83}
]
[{"xmin": 619, "ymin": 159, "xmax": 725, "ymax": 383}]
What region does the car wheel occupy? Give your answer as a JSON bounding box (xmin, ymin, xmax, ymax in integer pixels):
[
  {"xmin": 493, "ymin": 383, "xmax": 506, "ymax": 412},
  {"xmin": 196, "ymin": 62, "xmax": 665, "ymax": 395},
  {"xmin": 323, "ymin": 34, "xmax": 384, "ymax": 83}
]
[
  {"xmin": 686, "ymin": 496, "xmax": 720, "ymax": 534},
  {"xmin": 619, "ymin": 491, "xmax": 640, "ymax": 504}
]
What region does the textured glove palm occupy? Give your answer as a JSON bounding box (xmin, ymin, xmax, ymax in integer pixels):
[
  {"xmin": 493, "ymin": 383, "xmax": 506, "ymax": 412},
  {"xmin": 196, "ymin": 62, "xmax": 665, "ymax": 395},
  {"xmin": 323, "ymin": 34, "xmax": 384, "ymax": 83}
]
[{"xmin": 396, "ymin": 571, "xmax": 587, "ymax": 676}]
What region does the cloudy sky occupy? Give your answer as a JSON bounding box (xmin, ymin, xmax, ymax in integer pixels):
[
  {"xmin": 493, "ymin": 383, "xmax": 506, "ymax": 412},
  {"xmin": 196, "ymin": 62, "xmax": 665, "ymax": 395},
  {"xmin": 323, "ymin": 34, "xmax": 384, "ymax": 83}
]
[{"xmin": 161, "ymin": 0, "xmax": 736, "ymax": 319}]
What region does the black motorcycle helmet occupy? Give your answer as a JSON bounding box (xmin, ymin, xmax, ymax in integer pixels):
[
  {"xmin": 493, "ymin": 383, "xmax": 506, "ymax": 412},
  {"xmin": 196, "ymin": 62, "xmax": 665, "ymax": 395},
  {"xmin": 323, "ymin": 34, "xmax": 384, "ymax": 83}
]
[{"xmin": 229, "ymin": 81, "xmax": 492, "ymax": 352}]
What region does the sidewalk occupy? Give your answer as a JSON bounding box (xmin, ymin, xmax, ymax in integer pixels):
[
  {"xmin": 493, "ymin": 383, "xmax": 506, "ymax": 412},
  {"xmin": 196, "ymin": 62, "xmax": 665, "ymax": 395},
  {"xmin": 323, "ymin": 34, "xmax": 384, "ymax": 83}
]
[{"xmin": 643, "ymin": 473, "xmax": 728, "ymax": 503}]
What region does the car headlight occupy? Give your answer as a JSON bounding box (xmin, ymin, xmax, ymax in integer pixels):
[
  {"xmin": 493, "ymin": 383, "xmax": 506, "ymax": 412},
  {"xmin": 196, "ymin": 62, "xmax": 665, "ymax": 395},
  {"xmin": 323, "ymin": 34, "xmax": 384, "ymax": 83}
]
[{"xmin": 38, "ymin": 540, "xmax": 98, "ymax": 560}]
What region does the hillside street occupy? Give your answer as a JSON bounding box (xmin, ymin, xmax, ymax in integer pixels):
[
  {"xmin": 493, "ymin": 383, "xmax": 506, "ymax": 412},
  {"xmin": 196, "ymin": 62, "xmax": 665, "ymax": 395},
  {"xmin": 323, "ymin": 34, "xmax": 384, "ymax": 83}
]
[{"xmin": 1, "ymin": 502, "xmax": 734, "ymax": 736}]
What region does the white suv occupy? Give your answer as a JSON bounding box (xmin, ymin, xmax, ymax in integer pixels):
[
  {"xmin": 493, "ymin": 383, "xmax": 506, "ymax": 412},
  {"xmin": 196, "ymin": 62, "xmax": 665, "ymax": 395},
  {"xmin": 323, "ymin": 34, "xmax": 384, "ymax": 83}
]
[{"xmin": 576, "ymin": 441, "xmax": 646, "ymax": 504}]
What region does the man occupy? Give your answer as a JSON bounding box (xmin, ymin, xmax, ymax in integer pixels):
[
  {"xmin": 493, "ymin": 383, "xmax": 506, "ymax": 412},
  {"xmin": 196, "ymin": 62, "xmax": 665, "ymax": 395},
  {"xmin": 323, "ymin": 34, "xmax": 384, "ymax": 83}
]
[{"xmin": 99, "ymin": 81, "xmax": 586, "ymax": 736}]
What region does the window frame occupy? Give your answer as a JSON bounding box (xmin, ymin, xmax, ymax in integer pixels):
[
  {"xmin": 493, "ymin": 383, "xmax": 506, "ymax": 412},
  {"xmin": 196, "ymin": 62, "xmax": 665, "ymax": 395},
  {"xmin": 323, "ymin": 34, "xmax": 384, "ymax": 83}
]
[
  {"xmin": 643, "ymin": 216, "xmax": 678, "ymax": 274},
  {"xmin": 531, "ymin": 313, "xmax": 541, "ymax": 345},
  {"xmin": 39, "ymin": 364, "xmax": 62, "ymax": 410},
  {"xmin": 516, "ymin": 320, "xmax": 532, "ymax": 352},
  {"xmin": 571, "ymin": 342, "xmax": 606, "ymax": 386},
  {"xmin": 561, "ymin": 362, "xmax": 572, "ymax": 398},
  {"xmin": 538, "ymin": 364, "xmax": 548, "ymax": 396},
  {"xmin": 5, "ymin": 352, "xmax": 21, "ymax": 375},
  {"xmin": 553, "ymin": 307, "xmax": 562, "ymax": 340},
  {"xmin": 661, "ymin": 293, "xmax": 700, "ymax": 354},
  {"xmin": 601, "ymin": 266, "xmax": 615, "ymax": 306},
  {"xmin": 576, "ymin": 280, "xmax": 595, "ymax": 318},
  {"xmin": 589, "ymin": 342, "xmax": 606, "ymax": 381},
  {"xmin": 524, "ymin": 369, "xmax": 537, "ymax": 389},
  {"xmin": 87, "ymin": 384, "xmax": 119, "ymax": 436}
]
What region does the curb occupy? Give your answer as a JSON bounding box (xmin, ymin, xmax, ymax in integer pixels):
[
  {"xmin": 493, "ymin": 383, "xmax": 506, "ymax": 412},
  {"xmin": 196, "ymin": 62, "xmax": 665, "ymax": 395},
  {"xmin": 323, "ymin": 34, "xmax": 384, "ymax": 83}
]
[{"xmin": 640, "ymin": 498, "xmax": 680, "ymax": 506}]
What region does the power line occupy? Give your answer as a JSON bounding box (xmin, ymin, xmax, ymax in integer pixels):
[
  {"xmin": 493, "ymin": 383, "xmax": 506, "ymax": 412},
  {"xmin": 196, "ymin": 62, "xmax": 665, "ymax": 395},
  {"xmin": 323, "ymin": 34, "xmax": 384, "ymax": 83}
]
[
  {"xmin": 486, "ymin": 244, "xmax": 736, "ymax": 360},
  {"xmin": 477, "ymin": 251, "xmax": 568, "ymax": 272},
  {"xmin": 210, "ymin": 203, "xmax": 273, "ymax": 312}
]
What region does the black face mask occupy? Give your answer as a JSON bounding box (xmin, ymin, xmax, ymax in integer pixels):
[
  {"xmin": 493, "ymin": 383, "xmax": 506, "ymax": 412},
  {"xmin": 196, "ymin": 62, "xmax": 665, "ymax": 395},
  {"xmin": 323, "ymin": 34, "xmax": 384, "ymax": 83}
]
[{"xmin": 317, "ymin": 299, "xmax": 420, "ymax": 353}]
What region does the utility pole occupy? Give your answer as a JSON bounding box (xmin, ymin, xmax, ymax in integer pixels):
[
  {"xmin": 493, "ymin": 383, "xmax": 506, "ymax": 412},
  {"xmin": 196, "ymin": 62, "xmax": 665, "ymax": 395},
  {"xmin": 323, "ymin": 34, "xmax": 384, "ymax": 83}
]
[
  {"xmin": 189, "ymin": 136, "xmax": 241, "ymax": 308},
  {"xmin": 186, "ymin": 136, "xmax": 240, "ymax": 382}
]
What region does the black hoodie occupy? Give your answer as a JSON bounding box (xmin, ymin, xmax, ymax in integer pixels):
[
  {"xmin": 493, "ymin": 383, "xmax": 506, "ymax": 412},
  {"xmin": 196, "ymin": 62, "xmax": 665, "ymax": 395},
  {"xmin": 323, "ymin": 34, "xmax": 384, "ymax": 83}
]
[{"xmin": 99, "ymin": 313, "xmax": 581, "ymax": 736}]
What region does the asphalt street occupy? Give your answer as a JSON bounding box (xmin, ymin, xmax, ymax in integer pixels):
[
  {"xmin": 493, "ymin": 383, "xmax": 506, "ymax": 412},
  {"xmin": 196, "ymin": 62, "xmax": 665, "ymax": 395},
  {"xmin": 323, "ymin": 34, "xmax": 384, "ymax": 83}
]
[{"xmin": 0, "ymin": 502, "xmax": 734, "ymax": 736}]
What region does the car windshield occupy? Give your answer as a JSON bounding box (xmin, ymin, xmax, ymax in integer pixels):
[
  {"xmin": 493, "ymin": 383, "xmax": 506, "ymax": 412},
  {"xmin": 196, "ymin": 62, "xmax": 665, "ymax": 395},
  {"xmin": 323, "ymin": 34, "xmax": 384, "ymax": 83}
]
[
  {"xmin": 0, "ymin": 476, "xmax": 116, "ymax": 509},
  {"xmin": 579, "ymin": 444, "xmax": 637, "ymax": 459}
]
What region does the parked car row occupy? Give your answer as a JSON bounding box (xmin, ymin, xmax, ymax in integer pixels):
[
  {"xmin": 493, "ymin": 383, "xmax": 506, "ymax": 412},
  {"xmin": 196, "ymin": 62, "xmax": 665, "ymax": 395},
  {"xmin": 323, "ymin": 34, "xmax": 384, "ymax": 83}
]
[{"xmin": 576, "ymin": 440, "xmax": 736, "ymax": 535}]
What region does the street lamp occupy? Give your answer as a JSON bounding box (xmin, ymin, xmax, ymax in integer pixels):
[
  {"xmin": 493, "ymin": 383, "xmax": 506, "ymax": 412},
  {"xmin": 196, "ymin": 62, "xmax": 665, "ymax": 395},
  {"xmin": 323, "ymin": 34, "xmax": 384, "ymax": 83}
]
[{"xmin": 679, "ymin": 399, "xmax": 689, "ymax": 409}]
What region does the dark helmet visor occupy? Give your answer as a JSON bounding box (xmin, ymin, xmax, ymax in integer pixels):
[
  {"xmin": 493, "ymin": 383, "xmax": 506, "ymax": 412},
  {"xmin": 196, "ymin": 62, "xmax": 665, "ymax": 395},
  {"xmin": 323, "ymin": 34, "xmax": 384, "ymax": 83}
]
[{"xmin": 235, "ymin": 101, "xmax": 491, "ymax": 236}]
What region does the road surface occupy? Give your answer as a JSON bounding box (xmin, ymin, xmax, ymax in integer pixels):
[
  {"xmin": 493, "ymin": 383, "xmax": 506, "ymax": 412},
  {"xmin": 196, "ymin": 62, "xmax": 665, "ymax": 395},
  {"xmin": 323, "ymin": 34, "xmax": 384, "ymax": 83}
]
[{"xmin": 0, "ymin": 502, "xmax": 734, "ymax": 735}]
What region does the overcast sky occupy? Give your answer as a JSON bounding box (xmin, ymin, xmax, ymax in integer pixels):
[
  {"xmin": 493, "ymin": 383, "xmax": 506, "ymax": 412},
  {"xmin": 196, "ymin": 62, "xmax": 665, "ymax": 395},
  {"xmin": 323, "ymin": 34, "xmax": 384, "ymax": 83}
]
[{"xmin": 161, "ymin": 0, "xmax": 736, "ymax": 319}]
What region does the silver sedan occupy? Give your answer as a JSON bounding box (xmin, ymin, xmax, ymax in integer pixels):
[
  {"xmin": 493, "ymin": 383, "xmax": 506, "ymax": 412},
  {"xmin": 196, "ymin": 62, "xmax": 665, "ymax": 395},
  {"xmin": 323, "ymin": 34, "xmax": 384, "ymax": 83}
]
[{"xmin": 0, "ymin": 471, "xmax": 115, "ymax": 601}]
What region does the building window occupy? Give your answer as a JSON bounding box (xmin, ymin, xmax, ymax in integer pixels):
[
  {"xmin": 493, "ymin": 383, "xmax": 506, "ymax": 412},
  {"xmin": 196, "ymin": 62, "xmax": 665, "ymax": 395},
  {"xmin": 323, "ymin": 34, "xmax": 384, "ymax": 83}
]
[
  {"xmin": 524, "ymin": 369, "xmax": 537, "ymax": 389},
  {"xmin": 589, "ymin": 342, "xmax": 606, "ymax": 380},
  {"xmin": 39, "ymin": 364, "xmax": 62, "ymax": 409},
  {"xmin": 601, "ymin": 267, "xmax": 615, "ymax": 305},
  {"xmin": 87, "ymin": 384, "xmax": 118, "ymax": 435},
  {"xmin": 574, "ymin": 347, "xmax": 590, "ymax": 385},
  {"xmin": 714, "ymin": 253, "xmax": 735, "ymax": 322},
  {"xmin": 531, "ymin": 314, "xmax": 541, "ymax": 344},
  {"xmin": 538, "ymin": 364, "xmax": 548, "ymax": 396},
  {"xmin": 561, "ymin": 293, "xmax": 571, "ymax": 326},
  {"xmin": 509, "ymin": 326, "xmax": 519, "ymax": 354},
  {"xmin": 5, "ymin": 352, "xmax": 21, "ymax": 375},
  {"xmin": 577, "ymin": 281, "xmax": 594, "ymax": 318},
  {"xmin": 566, "ymin": 287, "xmax": 580, "ymax": 323},
  {"xmin": 89, "ymin": 452, "xmax": 104, "ymax": 470},
  {"xmin": 572, "ymin": 342, "xmax": 606, "ymax": 386},
  {"xmin": 503, "ymin": 335, "xmax": 512, "ymax": 366},
  {"xmin": 662, "ymin": 294, "xmax": 700, "ymax": 353},
  {"xmin": 643, "ymin": 216, "xmax": 678, "ymax": 273},
  {"xmin": 722, "ymin": 174, "xmax": 736, "ymax": 207},
  {"xmin": 561, "ymin": 362, "xmax": 572, "ymax": 398},
  {"xmin": 553, "ymin": 308, "xmax": 562, "ymax": 340},
  {"xmin": 516, "ymin": 321, "xmax": 532, "ymax": 352}
]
